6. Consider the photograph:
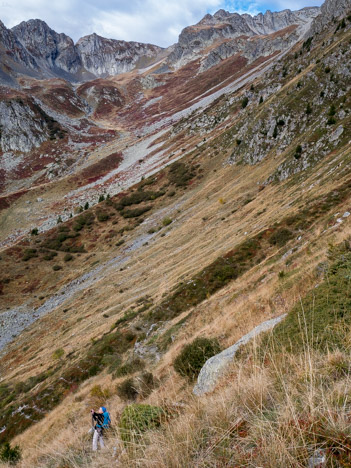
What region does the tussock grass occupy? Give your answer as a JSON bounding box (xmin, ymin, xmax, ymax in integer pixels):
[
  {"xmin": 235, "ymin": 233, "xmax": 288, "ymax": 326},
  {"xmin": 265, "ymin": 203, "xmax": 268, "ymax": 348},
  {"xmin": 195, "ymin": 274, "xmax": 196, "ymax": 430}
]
[{"xmin": 20, "ymin": 345, "xmax": 351, "ymax": 467}]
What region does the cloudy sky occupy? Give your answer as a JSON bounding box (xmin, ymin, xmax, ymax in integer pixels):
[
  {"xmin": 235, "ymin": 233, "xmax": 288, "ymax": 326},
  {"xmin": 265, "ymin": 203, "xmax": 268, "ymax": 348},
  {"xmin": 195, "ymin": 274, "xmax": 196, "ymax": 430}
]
[{"xmin": 1, "ymin": 0, "xmax": 323, "ymax": 46}]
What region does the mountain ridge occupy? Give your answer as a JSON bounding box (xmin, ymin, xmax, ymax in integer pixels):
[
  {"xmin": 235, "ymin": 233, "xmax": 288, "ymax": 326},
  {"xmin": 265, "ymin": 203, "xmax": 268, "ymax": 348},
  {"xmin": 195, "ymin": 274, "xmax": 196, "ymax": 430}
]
[{"xmin": 0, "ymin": 6, "xmax": 320, "ymax": 85}]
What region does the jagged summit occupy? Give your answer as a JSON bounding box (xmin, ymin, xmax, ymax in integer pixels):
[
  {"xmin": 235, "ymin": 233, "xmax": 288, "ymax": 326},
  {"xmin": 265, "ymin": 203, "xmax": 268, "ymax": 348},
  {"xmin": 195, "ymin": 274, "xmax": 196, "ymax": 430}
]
[{"xmin": 167, "ymin": 5, "xmax": 320, "ymax": 69}]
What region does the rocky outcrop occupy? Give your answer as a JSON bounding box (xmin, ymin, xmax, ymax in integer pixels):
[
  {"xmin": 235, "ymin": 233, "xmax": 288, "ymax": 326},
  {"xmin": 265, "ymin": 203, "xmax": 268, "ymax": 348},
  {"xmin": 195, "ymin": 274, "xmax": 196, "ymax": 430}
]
[
  {"xmin": 309, "ymin": 0, "xmax": 351, "ymax": 35},
  {"xmin": 76, "ymin": 33, "xmax": 162, "ymax": 76},
  {"xmin": 200, "ymin": 25, "xmax": 300, "ymax": 71},
  {"xmin": 193, "ymin": 315, "xmax": 286, "ymax": 396},
  {"xmin": 0, "ymin": 99, "xmax": 48, "ymax": 152},
  {"xmin": 169, "ymin": 7, "xmax": 320, "ymax": 69}
]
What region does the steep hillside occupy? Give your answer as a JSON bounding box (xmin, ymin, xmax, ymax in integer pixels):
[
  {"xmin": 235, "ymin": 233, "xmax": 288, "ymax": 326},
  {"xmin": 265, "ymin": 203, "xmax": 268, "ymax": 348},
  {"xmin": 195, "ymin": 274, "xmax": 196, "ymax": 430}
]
[{"xmin": 1, "ymin": 0, "xmax": 351, "ymax": 466}]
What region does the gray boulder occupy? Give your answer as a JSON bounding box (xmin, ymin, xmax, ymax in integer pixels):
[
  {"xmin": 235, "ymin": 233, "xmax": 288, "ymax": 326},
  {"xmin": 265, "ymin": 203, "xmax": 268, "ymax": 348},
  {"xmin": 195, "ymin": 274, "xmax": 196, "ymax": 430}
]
[{"xmin": 193, "ymin": 314, "xmax": 286, "ymax": 396}]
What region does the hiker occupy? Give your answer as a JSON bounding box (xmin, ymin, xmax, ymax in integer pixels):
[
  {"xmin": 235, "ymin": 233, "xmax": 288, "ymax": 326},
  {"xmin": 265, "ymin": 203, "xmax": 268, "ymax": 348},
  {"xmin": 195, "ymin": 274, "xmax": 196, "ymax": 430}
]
[{"xmin": 91, "ymin": 406, "xmax": 111, "ymax": 451}]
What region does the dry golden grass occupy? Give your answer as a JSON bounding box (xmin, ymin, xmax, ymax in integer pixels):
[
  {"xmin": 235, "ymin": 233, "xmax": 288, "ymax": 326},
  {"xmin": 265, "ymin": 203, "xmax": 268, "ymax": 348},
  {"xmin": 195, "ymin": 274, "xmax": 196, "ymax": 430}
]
[{"xmin": 12, "ymin": 341, "xmax": 351, "ymax": 468}]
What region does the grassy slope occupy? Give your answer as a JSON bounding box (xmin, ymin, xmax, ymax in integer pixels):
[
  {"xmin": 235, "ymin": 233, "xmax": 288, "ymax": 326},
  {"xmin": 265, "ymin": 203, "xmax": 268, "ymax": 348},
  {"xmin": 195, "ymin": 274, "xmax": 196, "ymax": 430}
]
[{"xmin": 0, "ymin": 13, "xmax": 351, "ymax": 467}]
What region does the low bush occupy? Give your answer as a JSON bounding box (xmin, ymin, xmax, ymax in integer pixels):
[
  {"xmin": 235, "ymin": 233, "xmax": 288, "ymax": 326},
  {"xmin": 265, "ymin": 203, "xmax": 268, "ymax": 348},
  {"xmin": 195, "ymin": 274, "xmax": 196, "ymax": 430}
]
[
  {"xmin": 52, "ymin": 265, "xmax": 62, "ymax": 271},
  {"xmin": 168, "ymin": 162, "xmax": 195, "ymax": 187},
  {"xmin": 90, "ymin": 384, "xmax": 111, "ymax": 402},
  {"xmin": 43, "ymin": 251, "xmax": 57, "ymax": 261},
  {"xmin": 52, "ymin": 348, "xmax": 64, "ymax": 360},
  {"xmin": 122, "ymin": 206, "xmax": 152, "ymax": 218},
  {"xmin": 0, "ymin": 442, "xmax": 21, "ymax": 465},
  {"xmin": 64, "ymin": 253, "xmax": 73, "ymax": 262},
  {"xmin": 119, "ymin": 404, "xmax": 164, "ymax": 442},
  {"xmin": 268, "ymin": 228, "xmax": 293, "ymax": 247},
  {"xmin": 162, "ymin": 217, "xmax": 172, "ymax": 226},
  {"xmin": 174, "ymin": 337, "xmax": 221, "ymax": 381},
  {"xmin": 22, "ymin": 249, "xmax": 38, "ymax": 261},
  {"xmin": 96, "ymin": 211, "xmax": 109, "ymax": 222},
  {"xmin": 73, "ymin": 212, "xmax": 95, "ymax": 231},
  {"xmin": 116, "ymin": 191, "xmax": 164, "ymax": 209},
  {"xmin": 116, "ymin": 378, "xmax": 139, "ymax": 401},
  {"xmin": 114, "ymin": 358, "xmax": 145, "ymax": 377}
]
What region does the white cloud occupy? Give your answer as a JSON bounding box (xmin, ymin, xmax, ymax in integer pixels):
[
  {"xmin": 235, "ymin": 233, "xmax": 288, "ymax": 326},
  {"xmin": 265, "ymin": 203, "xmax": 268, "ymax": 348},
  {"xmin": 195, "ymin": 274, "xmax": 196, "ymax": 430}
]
[{"xmin": 1, "ymin": 0, "xmax": 323, "ymax": 47}]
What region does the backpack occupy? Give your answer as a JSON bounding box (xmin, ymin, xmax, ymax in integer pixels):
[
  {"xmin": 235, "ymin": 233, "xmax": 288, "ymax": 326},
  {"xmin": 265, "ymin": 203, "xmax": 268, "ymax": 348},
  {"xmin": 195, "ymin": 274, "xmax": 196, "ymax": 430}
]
[{"xmin": 102, "ymin": 411, "xmax": 111, "ymax": 429}]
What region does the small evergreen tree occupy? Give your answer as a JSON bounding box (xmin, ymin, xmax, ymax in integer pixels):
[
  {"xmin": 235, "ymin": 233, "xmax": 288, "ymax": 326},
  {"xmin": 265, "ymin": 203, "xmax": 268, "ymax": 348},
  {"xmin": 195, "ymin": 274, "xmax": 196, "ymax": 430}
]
[
  {"xmin": 84, "ymin": 202, "xmax": 89, "ymax": 210},
  {"xmin": 241, "ymin": 97, "xmax": 249, "ymax": 109}
]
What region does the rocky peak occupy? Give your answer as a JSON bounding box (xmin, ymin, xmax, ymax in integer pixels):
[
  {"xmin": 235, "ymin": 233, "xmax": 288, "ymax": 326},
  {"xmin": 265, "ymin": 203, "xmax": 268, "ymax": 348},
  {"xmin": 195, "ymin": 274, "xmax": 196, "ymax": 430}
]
[
  {"xmin": 12, "ymin": 19, "xmax": 81, "ymax": 74},
  {"xmin": 0, "ymin": 20, "xmax": 37, "ymax": 68}
]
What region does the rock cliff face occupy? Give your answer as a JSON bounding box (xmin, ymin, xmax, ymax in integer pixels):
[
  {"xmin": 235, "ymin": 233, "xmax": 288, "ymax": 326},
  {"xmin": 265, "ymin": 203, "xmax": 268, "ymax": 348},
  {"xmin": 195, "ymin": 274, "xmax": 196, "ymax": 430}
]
[
  {"xmin": 12, "ymin": 19, "xmax": 81, "ymax": 76},
  {"xmin": 309, "ymin": 0, "xmax": 351, "ymax": 34},
  {"xmin": 0, "ymin": 99, "xmax": 48, "ymax": 152},
  {"xmin": 168, "ymin": 7, "xmax": 320, "ymax": 69},
  {"xmin": 76, "ymin": 33, "xmax": 162, "ymax": 76},
  {"xmin": 199, "ymin": 25, "xmax": 300, "ymax": 72}
]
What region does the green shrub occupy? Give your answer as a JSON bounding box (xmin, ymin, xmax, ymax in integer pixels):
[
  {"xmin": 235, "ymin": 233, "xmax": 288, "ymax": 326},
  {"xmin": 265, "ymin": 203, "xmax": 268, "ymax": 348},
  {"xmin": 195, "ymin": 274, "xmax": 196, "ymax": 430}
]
[
  {"xmin": 64, "ymin": 253, "xmax": 73, "ymax": 262},
  {"xmin": 327, "ymin": 116, "xmax": 336, "ymax": 125},
  {"xmin": 119, "ymin": 404, "xmax": 164, "ymax": 442},
  {"xmin": 52, "ymin": 348, "xmax": 64, "ymax": 360},
  {"xmin": 52, "ymin": 265, "xmax": 62, "ymax": 271},
  {"xmin": 114, "ymin": 358, "xmax": 145, "ymax": 377},
  {"xmin": 174, "ymin": 337, "xmax": 221, "ymax": 381},
  {"xmin": 30, "ymin": 228, "xmax": 38, "ymax": 236},
  {"xmin": 116, "ymin": 378, "xmax": 138, "ymax": 401},
  {"xmin": 0, "ymin": 442, "xmax": 21, "ymax": 464},
  {"xmin": 162, "ymin": 217, "xmax": 172, "ymax": 226},
  {"xmin": 268, "ymin": 228, "xmax": 294, "ymax": 247},
  {"xmin": 168, "ymin": 162, "xmax": 194, "ymax": 187},
  {"xmin": 116, "ymin": 239, "xmax": 125, "ymax": 247},
  {"xmin": 73, "ymin": 212, "xmax": 95, "ymax": 231},
  {"xmin": 122, "ymin": 206, "xmax": 152, "ymax": 218},
  {"xmin": 90, "ymin": 384, "xmax": 111, "ymax": 402},
  {"xmin": 97, "ymin": 211, "xmax": 109, "ymax": 222},
  {"xmin": 116, "ymin": 191, "xmax": 164, "ymax": 209},
  {"xmin": 98, "ymin": 194, "xmax": 105, "ymax": 202},
  {"xmin": 22, "ymin": 249, "xmax": 38, "ymax": 261}
]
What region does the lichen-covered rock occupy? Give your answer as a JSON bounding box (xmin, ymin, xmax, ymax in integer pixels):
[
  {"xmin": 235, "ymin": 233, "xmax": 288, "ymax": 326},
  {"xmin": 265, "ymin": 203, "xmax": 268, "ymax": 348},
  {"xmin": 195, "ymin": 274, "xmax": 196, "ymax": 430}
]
[
  {"xmin": 0, "ymin": 100, "xmax": 48, "ymax": 152},
  {"xmin": 193, "ymin": 315, "xmax": 286, "ymax": 396}
]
